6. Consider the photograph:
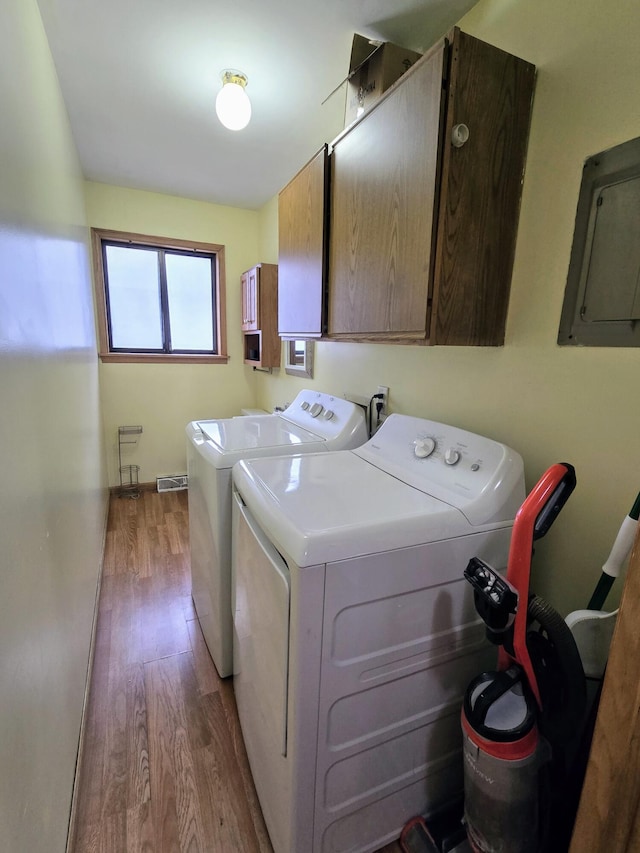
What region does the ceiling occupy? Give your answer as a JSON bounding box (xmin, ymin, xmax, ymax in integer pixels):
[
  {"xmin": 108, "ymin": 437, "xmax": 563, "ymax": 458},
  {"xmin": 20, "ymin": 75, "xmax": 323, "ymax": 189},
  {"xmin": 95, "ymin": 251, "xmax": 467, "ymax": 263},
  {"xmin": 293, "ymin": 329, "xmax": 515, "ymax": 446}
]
[{"xmin": 37, "ymin": 0, "xmax": 479, "ymax": 210}]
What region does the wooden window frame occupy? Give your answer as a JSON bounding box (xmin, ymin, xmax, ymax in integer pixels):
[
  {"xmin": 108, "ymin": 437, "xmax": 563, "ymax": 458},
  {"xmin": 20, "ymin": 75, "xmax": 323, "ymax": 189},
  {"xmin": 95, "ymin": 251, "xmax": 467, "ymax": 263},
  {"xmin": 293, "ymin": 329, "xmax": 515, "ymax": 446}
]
[
  {"xmin": 91, "ymin": 228, "xmax": 228, "ymax": 364},
  {"xmin": 284, "ymin": 339, "xmax": 314, "ymax": 377}
]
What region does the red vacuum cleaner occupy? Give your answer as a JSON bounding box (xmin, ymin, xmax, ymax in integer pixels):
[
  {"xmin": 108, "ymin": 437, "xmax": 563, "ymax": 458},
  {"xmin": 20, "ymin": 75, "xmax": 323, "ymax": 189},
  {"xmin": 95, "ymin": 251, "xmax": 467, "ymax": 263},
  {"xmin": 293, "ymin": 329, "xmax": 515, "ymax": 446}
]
[{"xmin": 460, "ymin": 463, "xmax": 586, "ymax": 853}]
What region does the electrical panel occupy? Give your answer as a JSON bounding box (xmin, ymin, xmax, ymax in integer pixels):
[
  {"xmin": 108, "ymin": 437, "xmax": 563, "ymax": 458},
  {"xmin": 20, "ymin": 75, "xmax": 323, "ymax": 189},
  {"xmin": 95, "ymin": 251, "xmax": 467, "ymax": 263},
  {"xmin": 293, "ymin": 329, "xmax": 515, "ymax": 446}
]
[{"xmin": 559, "ymin": 135, "xmax": 640, "ymax": 346}]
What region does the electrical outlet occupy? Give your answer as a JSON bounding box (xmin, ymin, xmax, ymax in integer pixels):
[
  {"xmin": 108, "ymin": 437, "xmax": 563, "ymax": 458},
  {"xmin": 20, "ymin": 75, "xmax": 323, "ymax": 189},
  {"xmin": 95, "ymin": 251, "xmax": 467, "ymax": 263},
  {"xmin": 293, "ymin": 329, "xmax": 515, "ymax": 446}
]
[{"xmin": 376, "ymin": 385, "xmax": 389, "ymax": 414}]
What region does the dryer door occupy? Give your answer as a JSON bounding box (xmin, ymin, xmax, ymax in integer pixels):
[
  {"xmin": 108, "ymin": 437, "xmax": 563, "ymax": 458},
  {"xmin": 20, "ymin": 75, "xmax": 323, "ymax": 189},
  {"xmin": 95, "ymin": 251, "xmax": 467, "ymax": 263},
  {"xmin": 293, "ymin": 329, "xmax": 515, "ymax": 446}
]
[{"xmin": 232, "ymin": 491, "xmax": 290, "ymax": 758}]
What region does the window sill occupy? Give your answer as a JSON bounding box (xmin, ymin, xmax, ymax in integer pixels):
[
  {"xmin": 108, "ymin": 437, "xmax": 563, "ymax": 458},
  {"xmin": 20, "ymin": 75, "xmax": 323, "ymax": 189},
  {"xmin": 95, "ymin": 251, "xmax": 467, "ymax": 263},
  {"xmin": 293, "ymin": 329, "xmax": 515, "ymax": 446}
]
[{"xmin": 99, "ymin": 352, "xmax": 230, "ymax": 364}]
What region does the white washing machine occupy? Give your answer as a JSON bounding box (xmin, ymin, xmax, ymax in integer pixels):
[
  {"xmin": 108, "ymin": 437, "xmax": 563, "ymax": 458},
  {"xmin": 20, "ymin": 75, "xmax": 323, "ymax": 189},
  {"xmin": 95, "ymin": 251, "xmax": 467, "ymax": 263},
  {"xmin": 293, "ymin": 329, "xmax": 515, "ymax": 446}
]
[
  {"xmin": 231, "ymin": 413, "xmax": 525, "ymax": 853},
  {"xmin": 186, "ymin": 390, "xmax": 367, "ymax": 678}
]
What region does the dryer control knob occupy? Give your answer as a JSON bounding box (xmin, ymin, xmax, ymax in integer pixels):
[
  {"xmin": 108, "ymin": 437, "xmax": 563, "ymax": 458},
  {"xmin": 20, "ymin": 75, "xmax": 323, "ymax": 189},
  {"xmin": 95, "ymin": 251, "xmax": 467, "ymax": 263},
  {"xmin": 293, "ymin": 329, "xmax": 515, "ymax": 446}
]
[
  {"xmin": 323, "ymin": 409, "xmax": 334, "ymax": 420},
  {"xmin": 445, "ymin": 448, "xmax": 461, "ymax": 466},
  {"xmin": 300, "ymin": 401, "xmax": 310, "ymax": 410},
  {"xmin": 309, "ymin": 403, "xmax": 324, "ymax": 418},
  {"xmin": 414, "ymin": 438, "xmax": 436, "ymax": 458}
]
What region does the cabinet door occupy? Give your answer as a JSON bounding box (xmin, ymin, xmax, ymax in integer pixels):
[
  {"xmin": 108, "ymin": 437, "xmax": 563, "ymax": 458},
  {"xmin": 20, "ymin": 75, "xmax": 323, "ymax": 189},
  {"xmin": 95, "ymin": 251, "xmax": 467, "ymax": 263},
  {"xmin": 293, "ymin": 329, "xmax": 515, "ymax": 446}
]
[
  {"xmin": 278, "ymin": 146, "xmax": 328, "ymax": 338},
  {"xmin": 328, "ymin": 43, "xmax": 446, "ymax": 340},
  {"xmin": 431, "ymin": 30, "xmax": 536, "ymax": 345},
  {"xmin": 241, "ymin": 267, "xmax": 258, "ymax": 331},
  {"xmin": 242, "ymin": 263, "xmax": 280, "ymax": 368}
]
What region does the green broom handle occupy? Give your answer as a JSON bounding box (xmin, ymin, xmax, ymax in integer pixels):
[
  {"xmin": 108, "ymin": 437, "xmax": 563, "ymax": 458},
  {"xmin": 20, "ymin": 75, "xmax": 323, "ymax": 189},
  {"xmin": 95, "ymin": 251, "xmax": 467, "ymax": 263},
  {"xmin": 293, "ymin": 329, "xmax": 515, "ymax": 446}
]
[{"xmin": 587, "ymin": 490, "xmax": 640, "ymax": 610}]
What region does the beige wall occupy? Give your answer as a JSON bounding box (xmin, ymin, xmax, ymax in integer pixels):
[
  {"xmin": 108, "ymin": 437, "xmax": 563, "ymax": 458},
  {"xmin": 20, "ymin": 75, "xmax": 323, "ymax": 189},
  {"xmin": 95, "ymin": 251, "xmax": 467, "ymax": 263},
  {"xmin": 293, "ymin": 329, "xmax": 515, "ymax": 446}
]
[
  {"xmin": 257, "ymin": 193, "xmax": 279, "ymax": 265},
  {"xmin": 84, "ymin": 182, "xmax": 266, "ymax": 486},
  {"xmin": 254, "ymin": 0, "xmax": 640, "ymax": 616},
  {"xmin": 0, "ymin": 1, "xmax": 108, "ymax": 851}
]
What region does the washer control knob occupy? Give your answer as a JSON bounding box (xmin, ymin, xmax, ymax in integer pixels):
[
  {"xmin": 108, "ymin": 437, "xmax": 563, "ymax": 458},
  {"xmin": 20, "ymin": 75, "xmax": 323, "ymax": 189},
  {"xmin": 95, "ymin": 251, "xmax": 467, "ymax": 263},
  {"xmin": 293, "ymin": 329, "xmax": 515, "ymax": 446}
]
[
  {"xmin": 414, "ymin": 437, "xmax": 436, "ymax": 458},
  {"xmin": 301, "ymin": 401, "xmax": 310, "ymax": 410},
  {"xmin": 323, "ymin": 409, "xmax": 334, "ymax": 420},
  {"xmin": 309, "ymin": 403, "xmax": 324, "ymax": 418},
  {"xmin": 444, "ymin": 448, "xmax": 461, "ymax": 466}
]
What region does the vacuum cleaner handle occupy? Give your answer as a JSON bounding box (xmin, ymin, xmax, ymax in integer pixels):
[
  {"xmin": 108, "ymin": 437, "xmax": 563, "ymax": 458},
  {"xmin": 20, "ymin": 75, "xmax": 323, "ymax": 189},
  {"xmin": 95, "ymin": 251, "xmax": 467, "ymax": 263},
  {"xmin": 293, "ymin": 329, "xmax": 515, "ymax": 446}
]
[
  {"xmin": 505, "ymin": 462, "xmax": 576, "ymax": 592},
  {"xmin": 500, "ymin": 462, "xmax": 577, "ymax": 708},
  {"xmin": 533, "ymin": 463, "xmax": 577, "ymax": 540}
]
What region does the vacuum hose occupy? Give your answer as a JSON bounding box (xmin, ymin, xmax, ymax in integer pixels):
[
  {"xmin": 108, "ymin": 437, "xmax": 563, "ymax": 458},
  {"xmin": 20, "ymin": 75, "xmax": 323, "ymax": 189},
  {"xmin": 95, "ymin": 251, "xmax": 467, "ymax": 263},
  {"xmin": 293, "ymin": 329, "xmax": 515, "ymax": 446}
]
[{"xmin": 526, "ymin": 595, "xmax": 586, "ymax": 746}]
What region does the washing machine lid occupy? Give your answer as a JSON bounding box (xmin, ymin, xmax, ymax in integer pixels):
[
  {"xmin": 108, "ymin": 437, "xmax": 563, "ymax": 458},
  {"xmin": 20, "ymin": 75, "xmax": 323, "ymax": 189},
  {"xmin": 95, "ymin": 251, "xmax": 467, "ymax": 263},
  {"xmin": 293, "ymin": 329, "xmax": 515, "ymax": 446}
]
[
  {"xmin": 194, "ymin": 415, "xmax": 325, "ymax": 468},
  {"xmin": 233, "ymin": 451, "xmax": 473, "ymax": 567},
  {"xmin": 188, "ymin": 390, "xmax": 368, "ymax": 469}
]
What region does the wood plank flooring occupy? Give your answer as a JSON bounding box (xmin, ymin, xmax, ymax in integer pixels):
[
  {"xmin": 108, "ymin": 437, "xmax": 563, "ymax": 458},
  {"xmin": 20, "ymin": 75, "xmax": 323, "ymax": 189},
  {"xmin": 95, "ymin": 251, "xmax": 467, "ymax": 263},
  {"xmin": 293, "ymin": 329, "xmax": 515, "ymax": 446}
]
[{"xmin": 71, "ymin": 489, "xmax": 401, "ymax": 853}]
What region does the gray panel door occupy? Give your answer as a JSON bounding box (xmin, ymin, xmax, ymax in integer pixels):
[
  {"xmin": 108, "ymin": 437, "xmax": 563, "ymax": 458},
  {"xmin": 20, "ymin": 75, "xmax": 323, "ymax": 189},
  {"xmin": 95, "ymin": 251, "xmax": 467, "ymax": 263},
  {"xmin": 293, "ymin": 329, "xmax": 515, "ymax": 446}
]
[{"xmin": 582, "ymin": 176, "xmax": 640, "ymax": 322}]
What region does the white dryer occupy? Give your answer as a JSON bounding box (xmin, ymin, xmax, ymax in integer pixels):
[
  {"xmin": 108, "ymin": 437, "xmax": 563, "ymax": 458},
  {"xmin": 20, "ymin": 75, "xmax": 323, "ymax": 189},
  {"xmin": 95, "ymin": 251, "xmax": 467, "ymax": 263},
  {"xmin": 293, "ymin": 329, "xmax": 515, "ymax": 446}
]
[
  {"xmin": 186, "ymin": 390, "xmax": 367, "ymax": 677},
  {"xmin": 231, "ymin": 413, "xmax": 525, "ymax": 853}
]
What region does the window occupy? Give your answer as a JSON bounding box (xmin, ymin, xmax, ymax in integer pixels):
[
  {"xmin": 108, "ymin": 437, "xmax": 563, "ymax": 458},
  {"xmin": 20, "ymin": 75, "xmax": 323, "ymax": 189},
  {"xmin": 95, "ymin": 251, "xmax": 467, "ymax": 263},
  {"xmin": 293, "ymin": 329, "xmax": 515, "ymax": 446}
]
[
  {"xmin": 284, "ymin": 339, "xmax": 314, "ymax": 377},
  {"xmin": 91, "ymin": 228, "xmax": 228, "ymax": 363}
]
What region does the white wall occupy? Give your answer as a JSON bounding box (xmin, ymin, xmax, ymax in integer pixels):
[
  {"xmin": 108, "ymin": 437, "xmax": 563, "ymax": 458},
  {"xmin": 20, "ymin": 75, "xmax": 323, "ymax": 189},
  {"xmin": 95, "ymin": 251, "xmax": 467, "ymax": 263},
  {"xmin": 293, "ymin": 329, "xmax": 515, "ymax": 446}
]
[
  {"xmin": 0, "ymin": 1, "xmax": 108, "ymax": 851},
  {"xmin": 254, "ymin": 0, "xmax": 640, "ymax": 616}
]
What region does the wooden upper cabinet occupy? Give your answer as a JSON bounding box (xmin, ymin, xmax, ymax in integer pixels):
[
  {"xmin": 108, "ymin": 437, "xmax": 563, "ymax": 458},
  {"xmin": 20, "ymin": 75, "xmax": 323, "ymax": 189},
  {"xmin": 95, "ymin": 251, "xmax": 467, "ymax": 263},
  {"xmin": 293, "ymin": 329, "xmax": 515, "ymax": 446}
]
[
  {"xmin": 241, "ymin": 266, "xmax": 258, "ymax": 331},
  {"xmin": 328, "ymin": 28, "xmax": 536, "ymax": 346},
  {"xmin": 329, "ymin": 43, "xmax": 445, "ymax": 341},
  {"xmin": 277, "ymin": 146, "xmax": 329, "ymax": 338},
  {"xmin": 432, "ymin": 30, "xmax": 536, "ymax": 345},
  {"xmin": 241, "ymin": 263, "xmax": 280, "ymax": 368}
]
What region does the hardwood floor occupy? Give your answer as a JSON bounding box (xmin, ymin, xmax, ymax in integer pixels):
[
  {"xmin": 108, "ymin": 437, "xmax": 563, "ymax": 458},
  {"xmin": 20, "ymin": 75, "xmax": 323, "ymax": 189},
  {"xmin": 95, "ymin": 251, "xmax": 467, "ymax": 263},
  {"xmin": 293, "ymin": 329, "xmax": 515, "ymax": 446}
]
[{"xmin": 71, "ymin": 489, "xmax": 401, "ymax": 853}]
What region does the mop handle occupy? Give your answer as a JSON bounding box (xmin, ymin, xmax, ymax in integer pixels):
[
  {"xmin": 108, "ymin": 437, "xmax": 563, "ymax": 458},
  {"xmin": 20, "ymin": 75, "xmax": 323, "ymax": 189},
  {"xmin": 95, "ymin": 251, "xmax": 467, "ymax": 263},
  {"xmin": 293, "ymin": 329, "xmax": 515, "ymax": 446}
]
[
  {"xmin": 602, "ymin": 491, "xmax": 640, "ymax": 578},
  {"xmin": 587, "ymin": 490, "xmax": 640, "ymax": 610}
]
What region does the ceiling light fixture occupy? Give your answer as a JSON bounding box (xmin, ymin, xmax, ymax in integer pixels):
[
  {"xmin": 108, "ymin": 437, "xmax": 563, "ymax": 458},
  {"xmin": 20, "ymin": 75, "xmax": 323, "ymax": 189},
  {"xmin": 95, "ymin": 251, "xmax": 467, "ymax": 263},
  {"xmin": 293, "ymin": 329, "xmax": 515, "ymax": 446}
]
[{"xmin": 215, "ymin": 70, "xmax": 251, "ymax": 131}]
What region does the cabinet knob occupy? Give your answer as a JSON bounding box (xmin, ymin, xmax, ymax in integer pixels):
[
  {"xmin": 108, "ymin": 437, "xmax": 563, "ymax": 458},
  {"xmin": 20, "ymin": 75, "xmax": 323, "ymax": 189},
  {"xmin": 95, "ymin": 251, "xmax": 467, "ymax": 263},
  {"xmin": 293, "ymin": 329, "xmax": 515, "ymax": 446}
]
[{"xmin": 451, "ymin": 123, "xmax": 470, "ymax": 148}]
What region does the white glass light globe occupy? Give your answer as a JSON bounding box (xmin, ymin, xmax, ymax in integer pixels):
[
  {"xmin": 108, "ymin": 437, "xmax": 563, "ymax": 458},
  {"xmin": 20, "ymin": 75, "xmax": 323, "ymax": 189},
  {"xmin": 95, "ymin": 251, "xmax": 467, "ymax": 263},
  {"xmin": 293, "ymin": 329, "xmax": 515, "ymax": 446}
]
[{"xmin": 215, "ymin": 79, "xmax": 251, "ymax": 131}]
